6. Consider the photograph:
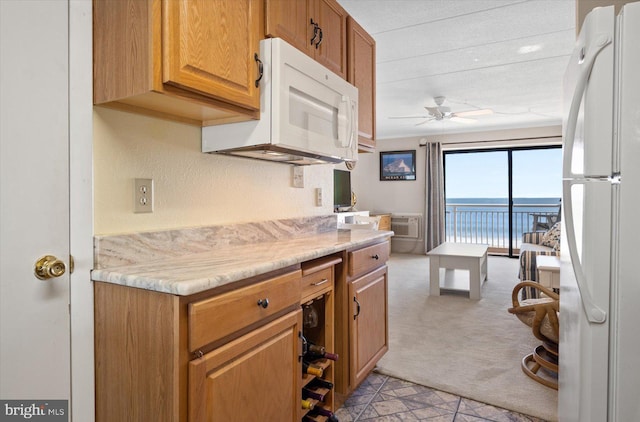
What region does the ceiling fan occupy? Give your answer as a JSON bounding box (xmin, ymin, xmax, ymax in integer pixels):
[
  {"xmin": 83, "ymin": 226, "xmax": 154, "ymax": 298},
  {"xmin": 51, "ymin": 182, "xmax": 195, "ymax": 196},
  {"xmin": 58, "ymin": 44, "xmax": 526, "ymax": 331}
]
[{"xmin": 390, "ymin": 96, "xmax": 493, "ymax": 125}]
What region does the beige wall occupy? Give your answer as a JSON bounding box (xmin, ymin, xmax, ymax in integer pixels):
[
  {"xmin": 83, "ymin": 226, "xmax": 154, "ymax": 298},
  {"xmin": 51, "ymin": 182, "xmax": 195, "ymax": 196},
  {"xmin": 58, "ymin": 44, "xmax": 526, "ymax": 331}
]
[
  {"xmin": 93, "ymin": 108, "xmax": 334, "ymax": 235},
  {"xmin": 350, "ymin": 125, "xmax": 562, "ymax": 254},
  {"xmin": 352, "ymin": 125, "xmax": 562, "ymax": 216}
]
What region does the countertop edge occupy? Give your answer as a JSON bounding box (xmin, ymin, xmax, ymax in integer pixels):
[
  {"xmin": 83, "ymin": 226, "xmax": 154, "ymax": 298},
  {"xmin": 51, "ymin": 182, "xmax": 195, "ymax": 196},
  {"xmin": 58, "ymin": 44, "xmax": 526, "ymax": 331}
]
[{"xmin": 91, "ymin": 230, "xmax": 393, "ymax": 296}]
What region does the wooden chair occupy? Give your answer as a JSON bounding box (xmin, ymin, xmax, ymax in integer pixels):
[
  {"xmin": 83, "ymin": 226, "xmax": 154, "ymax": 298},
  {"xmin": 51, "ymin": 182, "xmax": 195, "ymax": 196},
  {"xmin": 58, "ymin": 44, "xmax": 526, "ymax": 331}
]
[
  {"xmin": 508, "ymin": 281, "xmax": 559, "ymax": 389},
  {"xmin": 530, "ymin": 203, "xmax": 562, "ymax": 232}
]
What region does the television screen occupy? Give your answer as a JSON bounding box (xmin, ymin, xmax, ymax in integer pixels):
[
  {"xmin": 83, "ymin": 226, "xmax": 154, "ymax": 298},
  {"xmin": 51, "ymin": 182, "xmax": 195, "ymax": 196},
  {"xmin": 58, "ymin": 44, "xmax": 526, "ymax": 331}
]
[{"xmin": 334, "ymin": 169, "xmax": 351, "ymax": 209}]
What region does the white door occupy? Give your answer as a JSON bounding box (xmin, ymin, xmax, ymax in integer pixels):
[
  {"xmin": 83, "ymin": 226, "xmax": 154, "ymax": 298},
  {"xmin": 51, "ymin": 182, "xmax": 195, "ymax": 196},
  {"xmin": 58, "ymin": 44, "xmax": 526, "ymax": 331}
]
[{"xmin": 1, "ymin": 0, "xmax": 71, "ymax": 404}]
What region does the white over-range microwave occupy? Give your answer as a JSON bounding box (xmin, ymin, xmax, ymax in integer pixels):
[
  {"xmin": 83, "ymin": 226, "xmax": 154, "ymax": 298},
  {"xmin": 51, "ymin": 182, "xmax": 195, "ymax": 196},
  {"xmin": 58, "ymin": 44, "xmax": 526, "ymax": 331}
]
[{"xmin": 202, "ymin": 38, "xmax": 359, "ymax": 165}]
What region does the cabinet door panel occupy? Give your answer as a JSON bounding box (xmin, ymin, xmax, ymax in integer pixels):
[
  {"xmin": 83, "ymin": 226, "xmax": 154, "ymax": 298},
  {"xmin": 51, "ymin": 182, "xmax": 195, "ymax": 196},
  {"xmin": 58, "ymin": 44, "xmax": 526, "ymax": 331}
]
[
  {"xmin": 349, "ymin": 266, "xmax": 388, "ymax": 388},
  {"xmin": 265, "ymin": 0, "xmax": 313, "ymax": 55},
  {"xmin": 347, "ymin": 16, "xmax": 376, "ymax": 150},
  {"xmin": 190, "ymin": 310, "xmax": 302, "ymax": 422},
  {"xmin": 315, "ymin": 0, "xmax": 347, "ymax": 78},
  {"xmin": 163, "ymin": 0, "xmax": 260, "ymax": 110}
]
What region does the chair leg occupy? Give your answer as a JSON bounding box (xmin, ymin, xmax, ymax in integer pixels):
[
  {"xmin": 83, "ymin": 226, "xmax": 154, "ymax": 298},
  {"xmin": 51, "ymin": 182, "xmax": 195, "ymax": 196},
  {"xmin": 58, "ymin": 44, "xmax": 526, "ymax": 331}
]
[
  {"xmin": 521, "ymin": 343, "xmax": 558, "ymax": 390},
  {"xmin": 534, "ymin": 343, "xmax": 558, "ymax": 372}
]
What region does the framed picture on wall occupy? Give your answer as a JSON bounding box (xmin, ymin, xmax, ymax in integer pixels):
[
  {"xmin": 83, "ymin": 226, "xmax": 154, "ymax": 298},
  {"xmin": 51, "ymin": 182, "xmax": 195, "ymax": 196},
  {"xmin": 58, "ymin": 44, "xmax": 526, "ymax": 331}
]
[{"xmin": 380, "ymin": 150, "xmax": 416, "ymax": 181}]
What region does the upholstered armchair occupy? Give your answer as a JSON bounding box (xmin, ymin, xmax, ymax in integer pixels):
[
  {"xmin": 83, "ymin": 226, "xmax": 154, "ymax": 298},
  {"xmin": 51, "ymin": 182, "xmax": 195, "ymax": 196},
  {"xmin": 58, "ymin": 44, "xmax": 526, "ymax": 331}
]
[{"xmin": 518, "ymin": 223, "xmax": 560, "ymax": 299}]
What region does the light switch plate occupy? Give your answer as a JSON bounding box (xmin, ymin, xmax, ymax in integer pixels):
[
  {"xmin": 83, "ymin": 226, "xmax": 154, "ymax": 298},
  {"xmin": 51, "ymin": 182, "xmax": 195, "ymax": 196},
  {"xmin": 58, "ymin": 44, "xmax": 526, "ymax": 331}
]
[
  {"xmin": 134, "ymin": 178, "xmax": 154, "ymax": 213},
  {"xmin": 315, "ymin": 188, "xmax": 323, "ymax": 207}
]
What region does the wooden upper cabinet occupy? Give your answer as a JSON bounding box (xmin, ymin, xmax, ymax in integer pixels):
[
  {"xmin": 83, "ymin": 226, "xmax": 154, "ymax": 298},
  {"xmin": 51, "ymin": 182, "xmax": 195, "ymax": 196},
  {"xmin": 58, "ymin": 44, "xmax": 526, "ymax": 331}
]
[
  {"xmin": 264, "ymin": 0, "xmax": 311, "ymax": 53},
  {"xmin": 94, "ymin": 0, "xmax": 261, "ymax": 126},
  {"xmin": 314, "ymin": 0, "xmax": 348, "ymax": 79},
  {"xmin": 264, "ymin": 0, "xmax": 347, "ymax": 79},
  {"xmin": 347, "ymin": 16, "xmax": 376, "ymax": 152},
  {"xmin": 163, "ymin": 0, "xmax": 261, "ymax": 111}
]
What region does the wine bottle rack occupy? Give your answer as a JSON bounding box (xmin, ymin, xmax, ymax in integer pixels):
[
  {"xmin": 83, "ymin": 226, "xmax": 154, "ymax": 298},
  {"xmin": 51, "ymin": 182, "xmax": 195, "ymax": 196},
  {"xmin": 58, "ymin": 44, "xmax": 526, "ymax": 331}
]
[{"xmin": 300, "ymin": 255, "xmax": 341, "ymax": 422}]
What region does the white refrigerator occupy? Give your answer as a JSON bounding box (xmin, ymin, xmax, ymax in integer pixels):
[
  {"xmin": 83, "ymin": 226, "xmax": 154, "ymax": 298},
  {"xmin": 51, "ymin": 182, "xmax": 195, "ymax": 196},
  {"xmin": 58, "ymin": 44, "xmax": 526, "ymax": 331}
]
[{"xmin": 560, "ymin": 2, "xmax": 640, "ymax": 421}]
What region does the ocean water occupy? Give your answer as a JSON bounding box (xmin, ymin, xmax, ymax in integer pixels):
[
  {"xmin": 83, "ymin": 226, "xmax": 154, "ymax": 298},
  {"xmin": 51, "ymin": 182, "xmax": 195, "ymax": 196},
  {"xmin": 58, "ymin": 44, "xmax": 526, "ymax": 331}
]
[{"xmin": 445, "ymin": 197, "xmax": 561, "ymax": 247}]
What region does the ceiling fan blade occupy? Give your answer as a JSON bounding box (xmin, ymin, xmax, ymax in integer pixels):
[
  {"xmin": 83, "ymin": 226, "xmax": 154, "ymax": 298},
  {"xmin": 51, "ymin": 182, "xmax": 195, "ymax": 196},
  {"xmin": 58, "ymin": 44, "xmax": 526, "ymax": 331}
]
[
  {"xmin": 449, "ymin": 116, "xmax": 476, "ymax": 124},
  {"xmin": 415, "ymin": 119, "xmax": 433, "ymax": 126},
  {"xmin": 424, "ymin": 106, "xmax": 443, "ymax": 119},
  {"xmin": 452, "ymin": 108, "xmax": 493, "ymax": 118}
]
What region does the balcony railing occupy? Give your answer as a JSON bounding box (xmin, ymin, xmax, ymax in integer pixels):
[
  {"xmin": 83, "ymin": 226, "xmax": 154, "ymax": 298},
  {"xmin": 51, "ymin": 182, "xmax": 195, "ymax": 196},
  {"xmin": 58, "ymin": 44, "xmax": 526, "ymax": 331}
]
[{"xmin": 445, "ymin": 202, "xmax": 559, "ymax": 253}]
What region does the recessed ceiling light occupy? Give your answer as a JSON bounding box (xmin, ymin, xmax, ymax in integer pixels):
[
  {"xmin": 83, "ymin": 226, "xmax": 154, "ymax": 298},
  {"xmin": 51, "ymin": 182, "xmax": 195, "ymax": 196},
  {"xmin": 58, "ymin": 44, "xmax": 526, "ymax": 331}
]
[{"xmin": 518, "ymin": 44, "xmax": 542, "ymax": 54}]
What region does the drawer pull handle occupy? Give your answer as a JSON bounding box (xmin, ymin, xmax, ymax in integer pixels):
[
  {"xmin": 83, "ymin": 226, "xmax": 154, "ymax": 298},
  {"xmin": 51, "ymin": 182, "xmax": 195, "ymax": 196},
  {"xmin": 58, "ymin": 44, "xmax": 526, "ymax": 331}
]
[
  {"xmin": 257, "ymin": 298, "xmax": 269, "ymax": 309},
  {"xmin": 311, "ymin": 278, "xmax": 329, "ymax": 287},
  {"xmin": 254, "ymin": 53, "xmax": 263, "ymax": 88},
  {"xmin": 371, "ymin": 254, "xmax": 379, "ymax": 260},
  {"xmin": 353, "ymin": 297, "xmax": 361, "ymax": 320},
  {"xmin": 310, "ymin": 19, "xmax": 319, "ymax": 45}
]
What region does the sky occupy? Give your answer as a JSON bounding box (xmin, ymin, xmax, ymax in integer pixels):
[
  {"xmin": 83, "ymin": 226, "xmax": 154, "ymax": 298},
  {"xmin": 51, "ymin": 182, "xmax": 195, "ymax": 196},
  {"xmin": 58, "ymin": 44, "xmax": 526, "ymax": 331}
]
[{"xmin": 444, "ymin": 148, "xmax": 562, "ymax": 198}]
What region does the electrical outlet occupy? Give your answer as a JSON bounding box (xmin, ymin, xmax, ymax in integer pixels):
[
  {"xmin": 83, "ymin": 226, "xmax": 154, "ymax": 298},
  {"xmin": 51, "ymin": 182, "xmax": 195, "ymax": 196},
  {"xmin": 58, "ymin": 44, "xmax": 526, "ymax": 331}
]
[
  {"xmin": 315, "ymin": 188, "xmax": 323, "ymax": 207},
  {"xmin": 134, "ymin": 178, "xmax": 154, "ymax": 213},
  {"xmin": 292, "ymin": 166, "xmax": 304, "ymax": 188}
]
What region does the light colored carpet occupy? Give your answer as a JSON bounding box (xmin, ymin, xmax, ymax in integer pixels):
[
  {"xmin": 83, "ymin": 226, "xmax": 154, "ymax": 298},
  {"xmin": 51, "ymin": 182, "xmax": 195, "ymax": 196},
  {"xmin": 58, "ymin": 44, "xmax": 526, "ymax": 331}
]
[{"xmin": 375, "ymin": 253, "xmax": 558, "ymax": 421}]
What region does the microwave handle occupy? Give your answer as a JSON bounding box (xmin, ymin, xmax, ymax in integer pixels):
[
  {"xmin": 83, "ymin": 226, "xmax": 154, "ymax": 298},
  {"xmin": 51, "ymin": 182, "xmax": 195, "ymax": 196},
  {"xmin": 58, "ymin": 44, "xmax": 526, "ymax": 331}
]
[
  {"xmin": 345, "ymin": 97, "xmax": 355, "ymax": 148},
  {"xmin": 338, "ymin": 96, "xmax": 353, "ymax": 148},
  {"xmin": 349, "ymin": 98, "xmax": 356, "ymax": 149}
]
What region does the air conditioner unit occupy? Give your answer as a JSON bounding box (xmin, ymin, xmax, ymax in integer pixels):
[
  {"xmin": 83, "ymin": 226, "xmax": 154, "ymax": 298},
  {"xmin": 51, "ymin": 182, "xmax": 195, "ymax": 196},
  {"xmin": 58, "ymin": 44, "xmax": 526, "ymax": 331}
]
[{"xmin": 391, "ymin": 214, "xmax": 422, "ymax": 239}]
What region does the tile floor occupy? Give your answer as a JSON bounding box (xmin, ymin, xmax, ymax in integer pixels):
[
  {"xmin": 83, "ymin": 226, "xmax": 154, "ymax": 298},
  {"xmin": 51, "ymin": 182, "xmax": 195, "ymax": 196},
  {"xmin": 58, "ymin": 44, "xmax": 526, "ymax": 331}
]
[{"xmin": 334, "ymin": 372, "xmax": 547, "ymax": 422}]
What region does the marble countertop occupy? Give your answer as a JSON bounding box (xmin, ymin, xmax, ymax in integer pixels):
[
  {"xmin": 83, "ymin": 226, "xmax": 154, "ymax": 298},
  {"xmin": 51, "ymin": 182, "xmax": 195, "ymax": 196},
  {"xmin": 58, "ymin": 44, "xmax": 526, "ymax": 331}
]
[{"xmin": 91, "ymin": 229, "xmax": 392, "ymax": 296}]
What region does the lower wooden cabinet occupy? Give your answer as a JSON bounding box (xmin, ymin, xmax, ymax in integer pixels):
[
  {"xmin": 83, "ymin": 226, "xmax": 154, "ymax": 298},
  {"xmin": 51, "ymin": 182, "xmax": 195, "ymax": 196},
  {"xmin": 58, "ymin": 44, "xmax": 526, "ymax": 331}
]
[
  {"xmin": 300, "ymin": 256, "xmax": 341, "ymax": 421},
  {"xmin": 334, "ymin": 240, "xmax": 390, "ymax": 405},
  {"xmin": 349, "ymin": 265, "xmax": 388, "ymax": 387},
  {"xmin": 94, "ymin": 242, "xmax": 390, "ymax": 421},
  {"xmin": 189, "ymin": 310, "xmax": 302, "ymax": 422},
  {"xmin": 94, "ymin": 269, "xmax": 303, "ymax": 422}
]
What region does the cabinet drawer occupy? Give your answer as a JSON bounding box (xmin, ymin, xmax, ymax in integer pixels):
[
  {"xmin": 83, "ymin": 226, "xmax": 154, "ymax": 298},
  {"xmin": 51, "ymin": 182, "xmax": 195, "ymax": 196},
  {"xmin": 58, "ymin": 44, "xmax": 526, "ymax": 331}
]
[
  {"xmin": 348, "ymin": 241, "xmax": 389, "ymax": 278},
  {"xmin": 301, "ymin": 267, "xmax": 332, "ymax": 301},
  {"xmin": 189, "ymin": 270, "xmax": 301, "ymax": 352}
]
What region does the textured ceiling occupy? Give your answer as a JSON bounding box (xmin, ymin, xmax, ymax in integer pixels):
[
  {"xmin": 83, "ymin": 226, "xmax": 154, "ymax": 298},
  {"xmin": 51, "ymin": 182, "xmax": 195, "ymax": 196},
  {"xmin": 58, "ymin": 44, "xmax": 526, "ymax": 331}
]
[{"xmin": 338, "ymin": 0, "xmax": 576, "ymax": 139}]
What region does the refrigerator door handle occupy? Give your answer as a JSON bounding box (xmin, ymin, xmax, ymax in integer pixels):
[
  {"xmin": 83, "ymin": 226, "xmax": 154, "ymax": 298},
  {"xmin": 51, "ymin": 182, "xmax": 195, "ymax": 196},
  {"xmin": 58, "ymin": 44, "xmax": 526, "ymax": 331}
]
[
  {"xmin": 563, "ymin": 33, "xmax": 612, "ymax": 179},
  {"xmin": 562, "ymin": 179, "xmax": 607, "ymax": 323}
]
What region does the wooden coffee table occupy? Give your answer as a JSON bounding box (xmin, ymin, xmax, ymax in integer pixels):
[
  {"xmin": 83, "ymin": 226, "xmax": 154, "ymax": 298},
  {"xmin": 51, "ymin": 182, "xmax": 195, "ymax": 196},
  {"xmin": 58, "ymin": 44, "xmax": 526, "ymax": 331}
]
[{"xmin": 427, "ymin": 242, "xmax": 488, "ymax": 300}]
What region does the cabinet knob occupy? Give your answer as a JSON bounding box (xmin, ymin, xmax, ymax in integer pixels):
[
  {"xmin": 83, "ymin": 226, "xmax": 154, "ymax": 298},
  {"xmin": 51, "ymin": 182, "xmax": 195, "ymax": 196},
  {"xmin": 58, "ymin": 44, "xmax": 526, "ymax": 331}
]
[
  {"xmin": 257, "ymin": 298, "xmax": 269, "ymax": 309},
  {"xmin": 371, "ymin": 254, "xmax": 379, "ymax": 260}
]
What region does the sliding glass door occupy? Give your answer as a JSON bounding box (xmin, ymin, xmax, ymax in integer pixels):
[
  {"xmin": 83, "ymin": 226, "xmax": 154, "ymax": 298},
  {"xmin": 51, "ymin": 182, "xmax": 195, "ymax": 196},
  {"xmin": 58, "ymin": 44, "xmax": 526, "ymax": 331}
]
[
  {"xmin": 444, "ymin": 150, "xmax": 510, "ymax": 252},
  {"xmin": 512, "ymin": 148, "xmax": 562, "ymax": 249},
  {"xmin": 444, "ymin": 146, "xmax": 561, "ymax": 256}
]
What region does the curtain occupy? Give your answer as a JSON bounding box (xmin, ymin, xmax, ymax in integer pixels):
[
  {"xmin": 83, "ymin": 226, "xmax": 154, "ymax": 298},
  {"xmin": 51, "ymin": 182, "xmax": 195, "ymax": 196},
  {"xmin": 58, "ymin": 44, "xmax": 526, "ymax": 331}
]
[{"xmin": 425, "ymin": 142, "xmax": 445, "ymax": 252}]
